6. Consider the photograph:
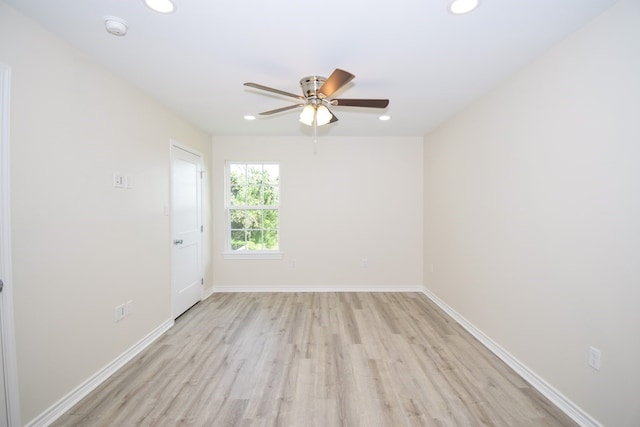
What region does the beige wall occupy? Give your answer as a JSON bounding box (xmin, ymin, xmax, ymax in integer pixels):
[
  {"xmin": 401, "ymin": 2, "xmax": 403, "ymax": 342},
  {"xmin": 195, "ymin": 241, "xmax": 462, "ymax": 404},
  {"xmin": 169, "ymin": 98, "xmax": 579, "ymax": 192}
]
[
  {"xmin": 0, "ymin": 2, "xmax": 212, "ymax": 423},
  {"xmin": 423, "ymin": 0, "xmax": 640, "ymax": 425},
  {"xmin": 211, "ymin": 136, "xmax": 423, "ymax": 290},
  {"xmin": 3, "ymin": 0, "xmax": 637, "ymax": 424}
]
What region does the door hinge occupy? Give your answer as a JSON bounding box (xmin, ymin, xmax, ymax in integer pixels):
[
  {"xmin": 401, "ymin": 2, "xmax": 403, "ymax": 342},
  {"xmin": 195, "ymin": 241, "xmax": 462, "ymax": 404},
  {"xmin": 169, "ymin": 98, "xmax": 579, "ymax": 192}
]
[
  {"xmin": 200, "ymin": 171, "xmax": 204, "ymax": 179},
  {"xmin": 201, "ymin": 278, "xmax": 204, "ymax": 285},
  {"xmin": 201, "ymin": 225, "xmax": 203, "ymax": 232}
]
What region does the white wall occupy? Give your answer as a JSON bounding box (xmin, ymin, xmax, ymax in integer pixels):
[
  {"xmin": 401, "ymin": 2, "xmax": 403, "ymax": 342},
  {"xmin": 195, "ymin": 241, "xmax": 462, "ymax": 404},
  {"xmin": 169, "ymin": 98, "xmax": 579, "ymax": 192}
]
[
  {"xmin": 212, "ymin": 136, "xmax": 423, "ymax": 290},
  {"xmin": 423, "ymin": 0, "xmax": 640, "ymax": 425},
  {"xmin": 0, "ymin": 2, "xmax": 212, "ymax": 423}
]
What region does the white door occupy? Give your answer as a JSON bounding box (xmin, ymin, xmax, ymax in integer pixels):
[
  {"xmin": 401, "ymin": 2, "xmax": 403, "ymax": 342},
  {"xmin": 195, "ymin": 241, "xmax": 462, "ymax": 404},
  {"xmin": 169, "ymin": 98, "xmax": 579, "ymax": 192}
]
[
  {"xmin": 0, "ymin": 304, "xmax": 6, "ymax": 427},
  {"xmin": 0, "ymin": 293, "xmax": 7, "ymax": 427},
  {"xmin": 171, "ymin": 144, "xmax": 203, "ymax": 318},
  {"xmin": 1, "ymin": 63, "xmax": 18, "ymax": 427}
]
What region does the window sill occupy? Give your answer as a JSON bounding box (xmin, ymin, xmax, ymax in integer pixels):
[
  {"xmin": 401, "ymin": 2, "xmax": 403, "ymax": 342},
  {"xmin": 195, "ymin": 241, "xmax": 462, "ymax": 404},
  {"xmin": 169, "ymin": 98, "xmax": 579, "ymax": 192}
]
[{"xmin": 223, "ymin": 251, "xmax": 283, "ymax": 260}]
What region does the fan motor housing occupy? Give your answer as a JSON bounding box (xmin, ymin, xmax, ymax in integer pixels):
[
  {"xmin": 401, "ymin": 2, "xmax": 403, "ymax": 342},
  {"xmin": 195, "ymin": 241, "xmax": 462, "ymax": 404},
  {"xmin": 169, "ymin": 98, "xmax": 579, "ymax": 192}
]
[{"xmin": 300, "ymin": 76, "xmax": 326, "ymax": 99}]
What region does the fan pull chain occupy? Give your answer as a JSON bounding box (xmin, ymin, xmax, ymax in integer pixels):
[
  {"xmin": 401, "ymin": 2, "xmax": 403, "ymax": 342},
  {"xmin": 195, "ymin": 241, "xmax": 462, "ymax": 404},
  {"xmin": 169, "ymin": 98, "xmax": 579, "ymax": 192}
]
[{"xmin": 313, "ymin": 115, "xmax": 318, "ymax": 154}]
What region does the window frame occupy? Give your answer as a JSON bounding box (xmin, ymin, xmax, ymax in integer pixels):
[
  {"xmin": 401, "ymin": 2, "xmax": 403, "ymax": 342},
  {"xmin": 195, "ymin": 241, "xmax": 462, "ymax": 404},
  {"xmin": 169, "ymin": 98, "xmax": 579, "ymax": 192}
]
[{"xmin": 223, "ymin": 161, "xmax": 282, "ymax": 260}]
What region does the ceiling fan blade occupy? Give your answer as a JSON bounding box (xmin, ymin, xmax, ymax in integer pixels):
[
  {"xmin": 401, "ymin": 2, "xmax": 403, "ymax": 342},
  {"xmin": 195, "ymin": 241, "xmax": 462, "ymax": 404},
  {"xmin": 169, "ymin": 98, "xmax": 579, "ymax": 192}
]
[
  {"xmin": 258, "ymin": 104, "xmax": 304, "ymax": 115},
  {"xmin": 318, "ymin": 69, "xmax": 355, "ymax": 98},
  {"xmin": 244, "ymin": 82, "xmax": 305, "ymax": 101},
  {"xmin": 329, "ymin": 111, "xmax": 339, "ymax": 124},
  {"xmin": 332, "ymin": 98, "xmax": 389, "ymax": 108}
]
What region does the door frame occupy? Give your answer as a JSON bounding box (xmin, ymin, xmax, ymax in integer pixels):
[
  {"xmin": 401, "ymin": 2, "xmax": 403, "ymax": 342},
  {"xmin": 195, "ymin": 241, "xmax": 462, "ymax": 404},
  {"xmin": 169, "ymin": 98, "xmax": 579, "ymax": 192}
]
[
  {"xmin": 169, "ymin": 140, "xmax": 203, "ymax": 318},
  {"xmin": 0, "ymin": 63, "xmax": 22, "ymax": 426}
]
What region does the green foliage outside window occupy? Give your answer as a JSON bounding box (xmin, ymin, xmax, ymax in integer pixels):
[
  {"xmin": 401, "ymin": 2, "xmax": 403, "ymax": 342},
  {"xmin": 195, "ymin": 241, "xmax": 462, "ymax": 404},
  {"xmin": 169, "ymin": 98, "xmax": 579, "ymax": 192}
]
[{"xmin": 229, "ymin": 163, "xmax": 279, "ymax": 251}]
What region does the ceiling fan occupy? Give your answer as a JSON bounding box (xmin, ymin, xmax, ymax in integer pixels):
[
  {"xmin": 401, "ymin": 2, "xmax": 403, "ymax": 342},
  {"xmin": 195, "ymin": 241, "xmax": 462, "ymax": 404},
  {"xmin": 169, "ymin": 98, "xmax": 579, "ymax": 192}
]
[{"xmin": 244, "ymin": 69, "xmax": 389, "ymax": 127}]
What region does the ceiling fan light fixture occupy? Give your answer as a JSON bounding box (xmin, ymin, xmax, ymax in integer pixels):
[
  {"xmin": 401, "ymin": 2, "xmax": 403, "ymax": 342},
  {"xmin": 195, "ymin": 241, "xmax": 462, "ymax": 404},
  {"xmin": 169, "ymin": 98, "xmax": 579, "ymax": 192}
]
[
  {"xmin": 315, "ymin": 105, "xmax": 332, "ymax": 126},
  {"xmin": 299, "ymin": 104, "xmax": 315, "ymax": 126},
  {"xmin": 449, "ymin": 0, "xmax": 479, "ymax": 14},
  {"xmin": 247, "ymin": 69, "xmax": 389, "ymax": 130},
  {"xmin": 144, "ymin": 0, "xmax": 176, "ymax": 14}
]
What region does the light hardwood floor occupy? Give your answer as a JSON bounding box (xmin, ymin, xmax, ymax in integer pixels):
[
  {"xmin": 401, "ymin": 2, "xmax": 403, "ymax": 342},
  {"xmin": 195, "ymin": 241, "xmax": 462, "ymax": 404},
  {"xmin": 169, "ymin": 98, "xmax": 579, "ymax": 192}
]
[{"xmin": 53, "ymin": 293, "xmax": 577, "ymax": 426}]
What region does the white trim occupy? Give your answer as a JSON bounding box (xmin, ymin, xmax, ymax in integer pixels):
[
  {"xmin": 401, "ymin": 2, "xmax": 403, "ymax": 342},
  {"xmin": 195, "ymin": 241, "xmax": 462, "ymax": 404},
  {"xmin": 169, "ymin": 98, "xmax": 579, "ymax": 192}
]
[
  {"xmin": 26, "ymin": 319, "xmax": 174, "ymax": 427},
  {"xmin": 202, "ymin": 286, "xmax": 216, "ymax": 300},
  {"xmin": 170, "ymin": 139, "xmax": 203, "ymax": 158},
  {"xmin": 223, "ymin": 251, "xmax": 283, "ymax": 260},
  {"xmin": 0, "ymin": 62, "xmax": 21, "ymax": 427},
  {"xmin": 212, "ymin": 284, "xmax": 423, "ymax": 293},
  {"xmin": 422, "ymin": 288, "xmax": 603, "ymax": 427}
]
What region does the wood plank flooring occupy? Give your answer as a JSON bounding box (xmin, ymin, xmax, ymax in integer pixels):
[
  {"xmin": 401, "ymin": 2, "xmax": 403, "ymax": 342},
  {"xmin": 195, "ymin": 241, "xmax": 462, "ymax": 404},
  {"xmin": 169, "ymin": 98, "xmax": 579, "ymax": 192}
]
[{"xmin": 52, "ymin": 293, "xmax": 577, "ymax": 426}]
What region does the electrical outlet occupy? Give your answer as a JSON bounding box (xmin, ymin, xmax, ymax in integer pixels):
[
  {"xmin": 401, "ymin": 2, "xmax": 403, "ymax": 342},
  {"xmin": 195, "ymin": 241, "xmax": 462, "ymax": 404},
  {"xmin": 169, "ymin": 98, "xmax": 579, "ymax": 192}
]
[
  {"xmin": 361, "ymin": 258, "xmax": 368, "ymax": 269},
  {"xmin": 125, "ymin": 300, "xmax": 133, "ymax": 316},
  {"xmin": 114, "ymin": 304, "xmax": 126, "ymax": 322},
  {"xmin": 589, "ymin": 346, "xmax": 602, "ymax": 370}
]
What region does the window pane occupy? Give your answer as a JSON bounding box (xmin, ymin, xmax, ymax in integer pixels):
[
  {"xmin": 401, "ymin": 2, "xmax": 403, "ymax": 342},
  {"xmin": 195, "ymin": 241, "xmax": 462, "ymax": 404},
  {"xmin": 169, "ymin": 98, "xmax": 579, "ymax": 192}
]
[
  {"xmin": 263, "ymin": 185, "xmax": 279, "ymax": 206},
  {"xmin": 230, "ymin": 165, "xmax": 246, "ymax": 185},
  {"xmin": 230, "ymin": 230, "xmax": 246, "ymax": 250},
  {"xmin": 247, "ymin": 164, "xmax": 263, "ymax": 187},
  {"xmin": 229, "ymin": 165, "xmax": 247, "ymax": 206},
  {"xmin": 244, "ymin": 210, "xmax": 262, "ymax": 229},
  {"xmin": 264, "ymin": 164, "xmax": 279, "ymax": 186},
  {"xmin": 246, "ymin": 230, "xmax": 263, "ymax": 250},
  {"xmin": 264, "ymin": 230, "xmax": 278, "ymax": 250},
  {"xmin": 230, "ymin": 184, "xmax": 247, "ymax": 206},
  {"xmin": 246, "ymin": 185, "xmax": 260, "ymax": 205},
  {"xmin": 230, "ymin": 210, "xmax": 245, "ymax": 230},
  {"xmin": 263, "ymin": 209, "xmax": 278, "ymax": 229}
]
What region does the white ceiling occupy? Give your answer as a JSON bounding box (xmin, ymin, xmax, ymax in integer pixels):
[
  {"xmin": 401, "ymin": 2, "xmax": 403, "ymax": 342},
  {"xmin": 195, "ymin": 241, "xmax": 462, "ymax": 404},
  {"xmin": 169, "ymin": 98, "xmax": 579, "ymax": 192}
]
[{"xmin": 6, "ymin": 0, "xmax": 619, "ymax": 137}]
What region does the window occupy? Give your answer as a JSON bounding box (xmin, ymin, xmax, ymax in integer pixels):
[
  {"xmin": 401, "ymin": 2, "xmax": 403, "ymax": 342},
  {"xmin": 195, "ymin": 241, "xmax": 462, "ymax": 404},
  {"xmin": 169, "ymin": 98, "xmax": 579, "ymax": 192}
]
[{"xmin": 225, "ymin": 162, "xmax": 280, "ymax": 259}]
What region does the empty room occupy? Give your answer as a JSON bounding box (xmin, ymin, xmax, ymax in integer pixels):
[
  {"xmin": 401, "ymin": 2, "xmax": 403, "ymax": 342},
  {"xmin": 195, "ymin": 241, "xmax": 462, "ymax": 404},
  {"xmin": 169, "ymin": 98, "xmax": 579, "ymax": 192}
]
[{"xmin": 0, "ymin": 0, "xmax": 638, "ymax": 426}]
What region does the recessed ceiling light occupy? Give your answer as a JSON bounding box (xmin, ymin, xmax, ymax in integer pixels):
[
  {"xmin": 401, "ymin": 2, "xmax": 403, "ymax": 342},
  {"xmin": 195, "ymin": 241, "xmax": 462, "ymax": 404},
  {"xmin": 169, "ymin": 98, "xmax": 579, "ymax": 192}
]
[
  {"xmin": 378, "ymin": 115, "xmax": 391, "ymax": 121},
  {"xmin": 144, "ymin": 0, "xmax": 175, "ymax": 14},
  {"xmin": 243, "ymin": 115, "xmax": 256, "ymax": 121},
  {"xmin": 449, "ymin": 0, "xmax": 479, "ymax": 15}
]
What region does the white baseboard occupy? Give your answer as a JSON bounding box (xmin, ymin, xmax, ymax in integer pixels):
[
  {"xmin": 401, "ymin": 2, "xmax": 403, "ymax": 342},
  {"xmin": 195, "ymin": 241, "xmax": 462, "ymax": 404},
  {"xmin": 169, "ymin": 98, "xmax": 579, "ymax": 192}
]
[
  {"xmin": 203, "ymin": 286, "xmax": 216, "ymax": 300},
  {"xmin": 26, "ymin": 318, "xmax": 175, "ymax": 427},
  {"xmin": 422, "ymin": 288, "xmax": 602, "ymax": 427},
  {"xmin": 212, "ymin": 284, "xmax": 423, "ymax": 293}
]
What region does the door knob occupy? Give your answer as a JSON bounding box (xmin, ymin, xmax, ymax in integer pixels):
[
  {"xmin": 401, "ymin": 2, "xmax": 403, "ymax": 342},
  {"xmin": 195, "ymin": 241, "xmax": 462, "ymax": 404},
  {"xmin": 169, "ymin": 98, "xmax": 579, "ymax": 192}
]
[{"xmin": 173, "ymin": 239, "xmax": 183, "ymax": 245}]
